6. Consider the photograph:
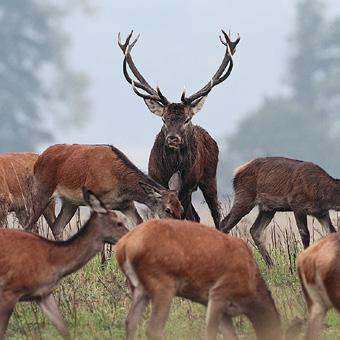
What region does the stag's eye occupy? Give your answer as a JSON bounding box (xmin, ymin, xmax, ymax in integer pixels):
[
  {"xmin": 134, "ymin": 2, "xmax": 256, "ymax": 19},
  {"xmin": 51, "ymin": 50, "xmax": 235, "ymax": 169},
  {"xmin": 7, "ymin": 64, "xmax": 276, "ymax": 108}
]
[{"xmin": 184, "ymin": 118, "xmax": 190, "ymax": 124}]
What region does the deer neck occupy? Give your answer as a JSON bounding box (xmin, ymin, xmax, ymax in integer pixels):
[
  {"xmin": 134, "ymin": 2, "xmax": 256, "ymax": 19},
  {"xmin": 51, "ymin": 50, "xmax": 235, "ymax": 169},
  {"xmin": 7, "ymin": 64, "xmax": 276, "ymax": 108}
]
[{"xmin": 50, "ymin": 220, "xmax": 104, "ymax": 278}]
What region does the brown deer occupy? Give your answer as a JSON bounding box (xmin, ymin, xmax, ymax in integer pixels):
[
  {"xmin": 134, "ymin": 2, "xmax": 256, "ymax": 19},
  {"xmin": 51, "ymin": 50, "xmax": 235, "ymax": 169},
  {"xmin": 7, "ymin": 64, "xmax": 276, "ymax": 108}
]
[
  {"xmin": 220, "ymin": 157, "xmax": 338, "ymax": 266},
  {"xmin": 297, "ymin": 233, "xmax": 340, "ymax": 340},
  {"xmin": 115, "ymin": 219, "xmax": 282, "ymax": 340},
  {"xmin": 0, "ymin": 188, "xmax": 129, "ymax": 339},
  {"xmin": 0, "ymin": 152, "xmax": 55, "ymax": 228},
  {"xmin": 118, "ymin": 30, "xmax": 240, "ymax": 228},
  {"xmin": 25, "ymin": 144, "xmax": 183, "ymax": 240}
]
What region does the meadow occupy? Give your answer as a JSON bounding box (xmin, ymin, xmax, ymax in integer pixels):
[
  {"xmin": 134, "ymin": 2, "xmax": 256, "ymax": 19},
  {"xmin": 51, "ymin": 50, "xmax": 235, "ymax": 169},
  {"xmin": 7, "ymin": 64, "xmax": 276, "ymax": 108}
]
[{"xmin": 5, "ymin": 209, "xmax": 340, "ymax": 340}]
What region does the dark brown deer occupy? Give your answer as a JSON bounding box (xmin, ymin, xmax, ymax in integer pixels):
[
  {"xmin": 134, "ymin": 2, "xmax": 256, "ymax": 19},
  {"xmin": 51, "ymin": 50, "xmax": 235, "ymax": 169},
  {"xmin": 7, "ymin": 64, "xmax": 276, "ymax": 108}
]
[
  {"xmin": 220, "ymin": 157, "xmax": 338, "ymax": 266},
  {"xmin": 118, "ymin": 30, "xmax": 240, "ymax": 228},
  {"xmin": 25, "ymin": 144, "xmax": 183, "ymax": 240},
  {"xmin": 0, "ymin": 188, "xmax": 128, "ymax": 339},
  {"xmin": 115, "ymin": 219, "xmax": 282, "ymax": 340},
  {"xmin": 0, "ymin": 152, "xmax": 55, "ymax": 228},
  {"xmin": 297, "ymin": 233, "xmax": 340, "ymax": 340}
]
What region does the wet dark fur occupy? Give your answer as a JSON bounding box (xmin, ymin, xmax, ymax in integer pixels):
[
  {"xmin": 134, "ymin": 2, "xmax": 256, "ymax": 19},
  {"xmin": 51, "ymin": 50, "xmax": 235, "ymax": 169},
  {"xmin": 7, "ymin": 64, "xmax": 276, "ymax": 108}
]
[{"xmin": 148, "ymin": 119, "xmax": 220, "ymax": 228}]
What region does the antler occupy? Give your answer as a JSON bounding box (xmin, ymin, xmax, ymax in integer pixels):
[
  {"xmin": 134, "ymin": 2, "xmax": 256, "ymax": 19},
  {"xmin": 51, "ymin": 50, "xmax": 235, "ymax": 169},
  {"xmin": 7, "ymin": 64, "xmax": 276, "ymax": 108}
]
[
  {"xmin": 118, "ymin": 31, "xmax": 169, "ymax": 105},
  {"xmin": 181, "ymin": 30, "xmax": 240, "ymax": 105}
]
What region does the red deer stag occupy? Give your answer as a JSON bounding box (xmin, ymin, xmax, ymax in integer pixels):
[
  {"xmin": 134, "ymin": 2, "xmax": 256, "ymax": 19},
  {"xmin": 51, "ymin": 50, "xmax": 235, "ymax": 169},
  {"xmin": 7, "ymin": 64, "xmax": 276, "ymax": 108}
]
[
  {"xmin": 0, "ymin": 188, "xmax": 128, "ymax": 339},
  {"xmin": 115, "ymin": 219, "xmax": 282, "ymax": 340},
  {"xmin": 220, "ymin": 157, "xmax": 338, "ymax": 266},
  {"xmin": 0, "ymin": 152, "xmax": 55, "ymax": 228},
  {"xmin": 118, "ymin": 30, "xmax": 240, "ymax": 228},
  {"xmin": 25, "ymin": 144, "xmax": 183, "ymax": 240},
  {"xmin": 297, "ymin": 233, "xmax": 340, "ymax": 340}
]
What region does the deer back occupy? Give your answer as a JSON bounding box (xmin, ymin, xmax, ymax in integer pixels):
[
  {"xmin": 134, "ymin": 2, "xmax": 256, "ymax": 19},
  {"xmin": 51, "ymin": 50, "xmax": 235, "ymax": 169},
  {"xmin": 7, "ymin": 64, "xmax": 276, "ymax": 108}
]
[{"xmin": 0, "ymin": 152, "xmax": 38, "ymax": 209}]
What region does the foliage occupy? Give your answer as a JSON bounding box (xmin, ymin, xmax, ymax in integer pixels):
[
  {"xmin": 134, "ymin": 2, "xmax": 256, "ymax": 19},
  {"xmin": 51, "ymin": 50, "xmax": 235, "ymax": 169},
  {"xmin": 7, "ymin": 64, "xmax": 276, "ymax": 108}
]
[
  {"xmin": 0, "ymin": 0, "xmax": 89, "ymax": 152},
  {"xmin": 219, "ymin": 0, "xmax": 340, "ymax": 192}
]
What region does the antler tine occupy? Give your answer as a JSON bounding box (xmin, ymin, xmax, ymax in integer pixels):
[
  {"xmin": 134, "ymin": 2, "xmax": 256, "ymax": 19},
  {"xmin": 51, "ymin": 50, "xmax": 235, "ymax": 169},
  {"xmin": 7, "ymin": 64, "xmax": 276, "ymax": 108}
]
[
  {"xmin": 182, "ymin": 29, "xmax": 240, "ymax": 104},
  {"xmin": 118, "ymin": 31, "xmax": 169, "ymax": 105},
  {"xmin": 131, "ymin": 81, "xmax": 165, "ymax": 102}
]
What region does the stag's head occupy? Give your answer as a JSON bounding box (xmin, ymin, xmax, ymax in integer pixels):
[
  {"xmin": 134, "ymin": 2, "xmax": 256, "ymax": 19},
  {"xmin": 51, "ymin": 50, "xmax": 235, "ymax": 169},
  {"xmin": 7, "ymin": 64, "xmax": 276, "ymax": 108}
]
[{"xmin": 118, "ymin": 30, "xmax": 240, "ymax": 150}]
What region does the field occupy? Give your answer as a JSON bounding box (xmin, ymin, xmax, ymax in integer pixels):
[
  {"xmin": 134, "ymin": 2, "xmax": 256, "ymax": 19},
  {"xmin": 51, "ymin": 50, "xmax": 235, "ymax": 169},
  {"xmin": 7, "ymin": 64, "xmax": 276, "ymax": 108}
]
[{"xmin": 5, "ymin": 208, "xmax": 340, "ymax": 340}]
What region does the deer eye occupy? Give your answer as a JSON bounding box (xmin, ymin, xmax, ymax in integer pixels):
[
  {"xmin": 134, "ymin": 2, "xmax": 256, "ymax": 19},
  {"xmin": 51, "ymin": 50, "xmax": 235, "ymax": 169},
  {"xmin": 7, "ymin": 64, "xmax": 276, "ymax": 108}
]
[
  {"xmin": 165, "ymin": 207, "xmax": 172, "ymax": 215},
  {"xmin": 184, "ymin": 118, "xmax": 190, "ymax": 124}
]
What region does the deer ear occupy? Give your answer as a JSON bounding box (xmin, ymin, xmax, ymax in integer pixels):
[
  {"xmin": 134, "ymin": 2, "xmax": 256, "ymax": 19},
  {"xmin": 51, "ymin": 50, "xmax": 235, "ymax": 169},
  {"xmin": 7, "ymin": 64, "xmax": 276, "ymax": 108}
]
[
  {"xmin": 82, "ymin": 187, "xmax": 108, "ymax": 214},
  {"xmin": 190, "ymin": 95, "xmax": 207, "ymax": 116},
  {"xmin": 168, "ymin": 171, "xmax": 181, "ymax": 194},
  {"xmin": 139, "ymin": 182, "xmax": 162, "ymax": 199},
  {"xmin": 144, "ymin": 99, "xmax": 164, "ymax": 117}
]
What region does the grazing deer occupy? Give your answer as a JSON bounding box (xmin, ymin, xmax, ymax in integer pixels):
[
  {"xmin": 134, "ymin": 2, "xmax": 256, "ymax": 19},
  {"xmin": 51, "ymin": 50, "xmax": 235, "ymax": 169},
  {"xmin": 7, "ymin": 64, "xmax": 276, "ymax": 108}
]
[
  {"xmin": 118, "ymin": 30, "xmax": 240, "ymax": 228},
  {"xmin": 25, "ymin": 144, "xmax": 183, "ymax": 240},
  {"xmin": 115, "ymin": 219, "xmax": 282, "ymax": 340},
  {"xmin": 297, "ymin": 233, "xmax": 340, "ymax": 340},
  {"xmin": 0, "ymin": 188, "xmax": 128, "ymax": 339},
  {"xmin": 220, "ymin": 157, "xmax": 338, "ymax": 266},
  {"xmin": 0, "ymin": 152, "xmax": 55, "ymax": 228}
]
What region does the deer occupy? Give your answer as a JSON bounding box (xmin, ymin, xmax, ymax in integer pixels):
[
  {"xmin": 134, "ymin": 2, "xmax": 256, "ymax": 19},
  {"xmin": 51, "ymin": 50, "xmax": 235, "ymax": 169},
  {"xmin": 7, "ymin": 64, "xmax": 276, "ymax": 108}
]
[
  {"xmin": 115, "ymin": 219, "xmax": 283, "ymax": 340},
  {"xmin": 297, "ymin": 233, "xmax": 340, "ymax": 340},
  {"xmin": 0, "ymin": 152, "xmax": 55, "ymax": 228},
  {"xmin": 0, "ymin": 187, "xmax": 129, "ymax": 339},
  {"xmin": 220, "ymin": 157, "xmax": 339, "ymax": 267},
  {"xmin": 118, "ymin": 30, "xmax": 240, "ymax": 228},
  {"xmin": 25, "ymin": 144, "xmax": 183, "ymax": 240}
]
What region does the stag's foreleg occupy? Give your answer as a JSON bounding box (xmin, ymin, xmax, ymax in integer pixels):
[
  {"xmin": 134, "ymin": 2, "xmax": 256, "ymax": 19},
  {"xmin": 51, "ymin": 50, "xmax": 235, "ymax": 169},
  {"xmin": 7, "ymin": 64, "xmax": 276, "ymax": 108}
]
[
  {"xmin": 199, "ymin": 177, "xmax": 221, "ymax": 228},
  {"xmin": 180, "ymin": 194, "xmax": 200, "ymax": 222}
]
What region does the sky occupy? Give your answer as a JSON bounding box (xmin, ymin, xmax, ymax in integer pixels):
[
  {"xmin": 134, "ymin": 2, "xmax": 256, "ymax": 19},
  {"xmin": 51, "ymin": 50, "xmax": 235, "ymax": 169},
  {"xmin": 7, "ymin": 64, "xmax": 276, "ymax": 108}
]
[{"xmin": 58, "ymin": 0, "xmax": 338, "ymax": 170}]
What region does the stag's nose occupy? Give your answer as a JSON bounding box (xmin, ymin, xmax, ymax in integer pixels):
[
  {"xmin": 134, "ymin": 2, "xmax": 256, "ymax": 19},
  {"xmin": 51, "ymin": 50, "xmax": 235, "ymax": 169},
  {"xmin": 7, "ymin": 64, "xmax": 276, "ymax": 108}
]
[{"xmin": 166, "ymin": 135, "xmax": 182, "ymax": 147}]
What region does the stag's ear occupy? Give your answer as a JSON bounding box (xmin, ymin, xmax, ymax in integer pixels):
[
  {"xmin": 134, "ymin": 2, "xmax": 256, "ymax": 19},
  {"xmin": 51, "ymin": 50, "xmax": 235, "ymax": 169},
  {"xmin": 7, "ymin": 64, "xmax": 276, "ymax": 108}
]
[
  {"xmin": 168, "ymin": 171, "xmax": 181, "ymax": 194},
  {"xmin": 190, "ymin": 95, "xmax": 208, "ymax": 116},
  {"xmin": 139, "ymin": 182, "xmax": 162, "ymax": 199},
  {"xmin": 82, "ymin": 187, "xmax": 108, "ymax": 214},
  {"xmin": 144, "ymin": 99, "xmax": 164, "ymax": 117}
]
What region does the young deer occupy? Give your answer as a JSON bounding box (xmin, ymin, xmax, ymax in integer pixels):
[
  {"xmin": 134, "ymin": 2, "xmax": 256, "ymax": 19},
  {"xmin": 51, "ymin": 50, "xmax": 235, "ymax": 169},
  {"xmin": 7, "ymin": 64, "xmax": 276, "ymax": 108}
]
[
  {"xmin": 115, "ymin": 219, "xmax": 282, "ymax": 340},
  {"xmin": 25, "ymin": 144, "xmax": 183, "ymax": 240},
  {"xmin": 0, "ymin": 188, "xmax": 128, "ymax": 339},
  {"xmin": 0, "ymin": 152, "xmax": 55, "ymax": 228},
  {"xmin": 297, "ymin": 233, "xmax": 340, "ymax": 340},
  {"xmin": 220, "ymin": 157, "xmax": 338, "ymax": 266},
  {"xmin": 118, "ymin": 30, "xmax": 240, "ymax": 228}
]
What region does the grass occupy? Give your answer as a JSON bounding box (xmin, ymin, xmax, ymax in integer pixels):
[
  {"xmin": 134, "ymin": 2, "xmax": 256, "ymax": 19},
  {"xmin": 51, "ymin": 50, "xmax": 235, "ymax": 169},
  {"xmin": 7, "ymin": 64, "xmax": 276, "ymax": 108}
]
[{"xmin": 4, "ymin": 213, "xmax": 340, "ymax": 339}]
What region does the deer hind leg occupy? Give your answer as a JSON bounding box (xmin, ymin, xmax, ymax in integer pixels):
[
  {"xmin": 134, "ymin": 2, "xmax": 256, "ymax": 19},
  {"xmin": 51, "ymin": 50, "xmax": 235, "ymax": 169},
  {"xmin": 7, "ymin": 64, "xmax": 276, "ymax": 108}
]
[
  {"xmin": 293, "ymin": 211, "xmax": 310, "ymax": 248},
  {"xmin": 146, "ymin": 285, "xmax": 175, "ymax": 340},
  {"xmin": 315, "ymin": 212, "xmax": 336, "ymax": 234},
  {"xmin": 305, "ymin": 302, "xmax": 327, "ymax": 340},
  {"xmin": 51, "ymin": 200, "xmax": 77, "ymax": 240},
  {"xmin": 0, "ymin": 292, "xmax": 16, "ymax": 338},
  {"xmin": 180, "ymin": 194, "xmax": 200, "ymax": 222},
  {"xmin": 126, "ymin": 285, "xmax": 149, "ymax": 340},
  {"xmin": 205, "ymin": 297, "xmax": 226, "ymax": 340},
  {"xmin": 219, "ymin": 194, "xmax": 254, "ymax": 233},
  {"xmin": 199, "ymin": 178, "xmax": 221, "ymax": 228},
  {"xmin": 219, "ymin": 313, "xmax": 238, "ymax": 339},
  {"xmin": 38, "ymin": 294, "xmax": 70, "ymax": 339},
  {"xmin": 250, "ymin": 210, "xmax": 275, "ymax": 267},
  {"xmin": 42, "ymin": 199, "xmax": 56, "ymax": 229}
]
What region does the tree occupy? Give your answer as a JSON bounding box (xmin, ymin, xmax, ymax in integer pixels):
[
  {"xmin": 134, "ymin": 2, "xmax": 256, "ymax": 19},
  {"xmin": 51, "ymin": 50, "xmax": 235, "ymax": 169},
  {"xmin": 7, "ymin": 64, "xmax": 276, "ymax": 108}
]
[
  {"xmin": 0, "ymin": 0, "xmax": 89, "ymax": 152},
  {"xmin": 219, "ymin": 0, "xmax": 340, "ymax": 192}
]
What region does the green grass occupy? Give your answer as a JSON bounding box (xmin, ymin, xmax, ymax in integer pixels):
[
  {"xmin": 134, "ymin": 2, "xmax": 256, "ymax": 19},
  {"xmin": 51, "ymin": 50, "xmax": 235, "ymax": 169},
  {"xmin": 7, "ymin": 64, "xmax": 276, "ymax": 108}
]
[{"xmin": 5, "ymin": 226, "xmax": 340, "ymax": 339}]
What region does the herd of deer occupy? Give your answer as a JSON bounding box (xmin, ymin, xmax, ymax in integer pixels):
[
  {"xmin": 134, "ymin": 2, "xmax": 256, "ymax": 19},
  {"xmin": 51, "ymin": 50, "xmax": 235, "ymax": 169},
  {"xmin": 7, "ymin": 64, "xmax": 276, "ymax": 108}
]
[{"xmin": 0, "ymin": 30, "xmax": 339, "ymax": 340}]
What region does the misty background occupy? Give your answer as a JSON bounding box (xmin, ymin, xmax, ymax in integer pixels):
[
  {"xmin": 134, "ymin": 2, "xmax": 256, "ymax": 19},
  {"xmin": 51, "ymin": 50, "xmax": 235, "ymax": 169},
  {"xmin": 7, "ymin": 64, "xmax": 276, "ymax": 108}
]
[{"xmin": 1, "ymin": 0, "xmax": 340, "ymax": 201}]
